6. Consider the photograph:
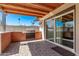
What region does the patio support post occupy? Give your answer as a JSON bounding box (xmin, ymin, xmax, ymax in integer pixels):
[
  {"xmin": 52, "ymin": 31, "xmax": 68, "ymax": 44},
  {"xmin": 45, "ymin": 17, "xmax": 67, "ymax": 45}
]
[
  {"xmin": 40, "ymin": 20, "xmax": 46, "ymax": 40},
  {"xmin": 1, "ymin": 11, "xmax": 7, "ymax": 32}
]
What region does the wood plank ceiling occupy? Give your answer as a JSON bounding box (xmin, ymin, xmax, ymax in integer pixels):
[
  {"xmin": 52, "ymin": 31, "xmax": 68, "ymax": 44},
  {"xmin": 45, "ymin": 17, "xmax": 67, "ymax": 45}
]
[{"xmin": 0, "ymin": 3, "xmax": 63, "ymax": 18}]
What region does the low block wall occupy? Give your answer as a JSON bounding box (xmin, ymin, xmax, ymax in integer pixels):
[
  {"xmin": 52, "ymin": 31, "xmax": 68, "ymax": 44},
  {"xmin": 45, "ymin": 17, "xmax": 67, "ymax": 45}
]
[
  {"xmin": 11, "ymin": 32, "xmax": 26, "ymax": 42},
  {"xmin": 11, "ymin": 32, "xmax": 42, "ymax": 42},
  {"xmin": 1, "ymin": 32, "xmax": 11, "ymax": 52}
]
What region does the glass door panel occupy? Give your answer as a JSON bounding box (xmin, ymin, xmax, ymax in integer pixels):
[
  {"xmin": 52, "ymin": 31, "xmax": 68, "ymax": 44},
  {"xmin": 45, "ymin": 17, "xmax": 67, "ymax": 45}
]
[
  {"xmin": 46, "ymin": 19, "xmax": 54, "ymax": 42},
  {"xmin": 55, "ymin": 12, "xmax": 74, "ymax": 49},
  {"xmin": 55, "ymin": 17, "xmax": 63, "ymax": 44},
  {"xmin": 62, "ymin": 12, "xmax": 74, "ymax": 48}
]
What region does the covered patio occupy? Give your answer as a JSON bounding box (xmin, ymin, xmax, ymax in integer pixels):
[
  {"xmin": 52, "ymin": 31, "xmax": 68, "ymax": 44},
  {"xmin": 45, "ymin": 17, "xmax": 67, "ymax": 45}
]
[{"xmin": 0, "ymin": 3, "xmax": 79, "ymax": 56}]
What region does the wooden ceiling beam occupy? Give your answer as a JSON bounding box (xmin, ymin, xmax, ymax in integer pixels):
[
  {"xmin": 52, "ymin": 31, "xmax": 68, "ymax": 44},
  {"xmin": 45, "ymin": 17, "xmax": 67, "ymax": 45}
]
[
  {"xmin": 38, "ymin": 3, "xmax": 63, "ymax": 9},
  {"xmin": 1, "ymin": 4, "xmax": 48, "ymax": 15},
  {"xmin": 3, "ymin": 7, "xmax": 45, "ymax": 16},
  {"xmin": 4, "ymin": 9, "xmax": 43, "ymax": 17},
  {"xmin": 9, "ymin": 3, "xmax": 50, "ymax": 12},
  {"xmin": 35, "ymin": 3, "xmax": 56, "ymax": 9},
  {"xmin": 30, "ymin": 3, "xmax": 53, "ymax": 11}
]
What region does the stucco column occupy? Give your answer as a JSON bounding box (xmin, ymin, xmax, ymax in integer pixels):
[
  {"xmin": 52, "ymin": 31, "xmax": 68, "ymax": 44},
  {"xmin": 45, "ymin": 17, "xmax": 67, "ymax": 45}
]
[
  {"xmin": 0, "ymin": 11, "xmax": 7, "ymax": 32},
  {"xmin": 1, "ymin": 11, "xmax": 7, "ymax": 32},
  {"xmin": 75, "ymin": 4, "xmax": 79, "ymax": 55},
  {"xmin": 39, "ymin": 20, "xmax": 46, "ymax": 40}
]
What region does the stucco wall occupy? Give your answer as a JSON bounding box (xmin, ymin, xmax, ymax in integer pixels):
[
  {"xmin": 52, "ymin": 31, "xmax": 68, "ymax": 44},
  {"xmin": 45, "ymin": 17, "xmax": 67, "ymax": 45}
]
[
  {"xmin": 75, "ymin": 4, "xmax": 79, "ymax": 55},
  {"xmin": 40, "ymin": 3, "xmax": 77, "ymax": 54}
]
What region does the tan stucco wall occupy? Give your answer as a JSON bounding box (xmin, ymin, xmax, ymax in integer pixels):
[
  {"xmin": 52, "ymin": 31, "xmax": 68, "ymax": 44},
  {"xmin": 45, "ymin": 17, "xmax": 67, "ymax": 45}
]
[
  {"xmin": 75, "ymin": 4, "xmax": 79, "ymax": 55},
  {"xmin": 39, "ymin": 20, "xmax": 46, "ymax": 40}
]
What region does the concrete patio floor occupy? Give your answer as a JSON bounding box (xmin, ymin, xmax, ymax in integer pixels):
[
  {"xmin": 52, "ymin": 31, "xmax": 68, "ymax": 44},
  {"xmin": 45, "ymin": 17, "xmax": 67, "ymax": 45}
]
[{"xmin": 0, "ymin": 40, "xmax": 75, "ymax": 56}]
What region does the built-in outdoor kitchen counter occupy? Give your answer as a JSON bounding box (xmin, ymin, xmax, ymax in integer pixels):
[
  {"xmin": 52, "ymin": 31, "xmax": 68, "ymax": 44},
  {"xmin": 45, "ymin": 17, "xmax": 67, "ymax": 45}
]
[
  {"xmin": 11, "ymin": 30, "xmax": 42, "ymax": 42},
  {"xmin": 11, "ymin": 30, "xmax": 35, "ymax": 42},
  {"xmin": 26, "ymin": 30, "xmax": 42, "ymax": 40}
]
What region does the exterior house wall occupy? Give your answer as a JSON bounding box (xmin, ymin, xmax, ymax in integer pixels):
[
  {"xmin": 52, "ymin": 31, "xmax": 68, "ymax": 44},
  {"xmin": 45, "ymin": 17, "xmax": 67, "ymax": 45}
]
[
  {"xmin": 40, "ymin": 3, "xmax": 75, "ymax": 41},
  {"xmin": 40, "ymin": 3, "xmax": 78, "ymax": 55},
  {"xmin": 75, "ymin": 4, "xmax": 79, "ymax": 55}
]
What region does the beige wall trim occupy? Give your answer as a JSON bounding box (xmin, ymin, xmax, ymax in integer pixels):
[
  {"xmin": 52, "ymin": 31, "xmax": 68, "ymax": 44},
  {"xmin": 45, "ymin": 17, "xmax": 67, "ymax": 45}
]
[{"xmin": 40, "ymin": 3, "xmax": 75, "ymax": 20}]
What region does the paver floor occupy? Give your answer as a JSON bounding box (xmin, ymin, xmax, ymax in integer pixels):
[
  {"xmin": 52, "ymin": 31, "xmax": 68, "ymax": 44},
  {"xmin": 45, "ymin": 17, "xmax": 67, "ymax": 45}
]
[{"xmin": 0, "ymin": 40, "xmax": 75, "ymax": 56}]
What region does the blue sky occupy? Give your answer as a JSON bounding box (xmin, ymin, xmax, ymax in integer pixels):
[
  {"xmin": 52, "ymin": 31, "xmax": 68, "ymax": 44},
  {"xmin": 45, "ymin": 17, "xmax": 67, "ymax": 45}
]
[{"xmin": 6, "ymin": 13, "xmax": 40, "ymax": 26}]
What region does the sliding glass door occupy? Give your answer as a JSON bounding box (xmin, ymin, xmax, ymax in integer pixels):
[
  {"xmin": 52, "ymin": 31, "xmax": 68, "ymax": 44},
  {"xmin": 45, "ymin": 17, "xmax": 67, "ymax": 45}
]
[{"xmin": 46, "ymin": 10, "xmax": 75, "ymax": 49}]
